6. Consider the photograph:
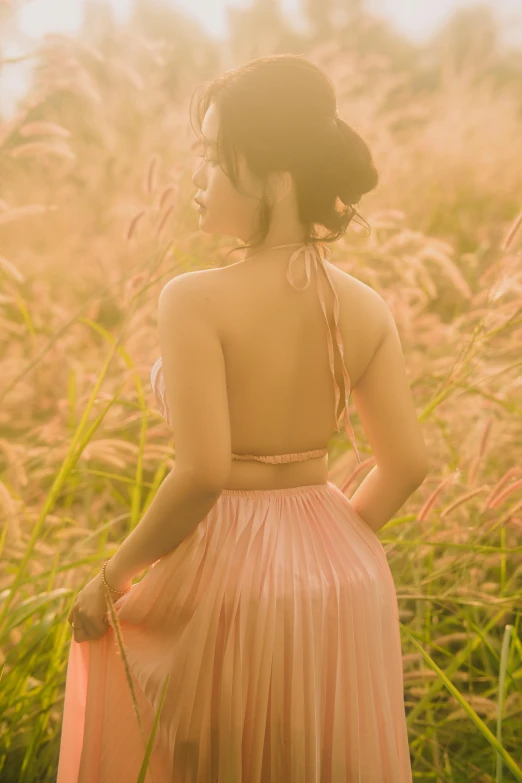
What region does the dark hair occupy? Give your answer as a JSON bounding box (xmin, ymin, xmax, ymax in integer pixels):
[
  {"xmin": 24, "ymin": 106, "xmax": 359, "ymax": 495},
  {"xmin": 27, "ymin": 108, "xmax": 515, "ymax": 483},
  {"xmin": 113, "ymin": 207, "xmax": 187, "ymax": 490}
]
[{"xmin": 189, "ymin": 53, "xmax": 378, "ymax": 261}]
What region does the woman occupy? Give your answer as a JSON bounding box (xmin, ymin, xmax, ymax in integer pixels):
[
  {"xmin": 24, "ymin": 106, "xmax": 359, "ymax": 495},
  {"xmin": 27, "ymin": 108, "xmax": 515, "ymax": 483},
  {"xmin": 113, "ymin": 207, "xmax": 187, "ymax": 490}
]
[{"xmin": 57, "ymin": 54, "xmax": 427, "ymax": 782}]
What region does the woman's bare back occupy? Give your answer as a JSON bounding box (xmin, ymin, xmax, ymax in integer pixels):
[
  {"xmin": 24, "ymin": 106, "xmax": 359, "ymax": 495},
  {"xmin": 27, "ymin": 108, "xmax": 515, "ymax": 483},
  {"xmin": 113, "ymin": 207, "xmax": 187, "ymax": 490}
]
[{"xmin": 202, "ymin": 252, "xmax": 384, "ymax": 490}]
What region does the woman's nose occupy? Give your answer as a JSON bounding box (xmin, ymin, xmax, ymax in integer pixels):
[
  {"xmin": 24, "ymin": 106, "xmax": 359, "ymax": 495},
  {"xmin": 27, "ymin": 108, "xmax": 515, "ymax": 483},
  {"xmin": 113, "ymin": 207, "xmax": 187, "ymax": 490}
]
[{"xmin": 191, "ymin": 160, "xmax": 206, "ymax": 189}]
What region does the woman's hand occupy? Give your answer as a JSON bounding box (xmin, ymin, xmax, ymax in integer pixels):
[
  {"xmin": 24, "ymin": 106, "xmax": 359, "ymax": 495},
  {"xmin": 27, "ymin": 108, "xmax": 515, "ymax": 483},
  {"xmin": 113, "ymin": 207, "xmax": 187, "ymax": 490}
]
[{"xmin": 68, "ymin": 570, "xmax": 121, "ymax": 643}]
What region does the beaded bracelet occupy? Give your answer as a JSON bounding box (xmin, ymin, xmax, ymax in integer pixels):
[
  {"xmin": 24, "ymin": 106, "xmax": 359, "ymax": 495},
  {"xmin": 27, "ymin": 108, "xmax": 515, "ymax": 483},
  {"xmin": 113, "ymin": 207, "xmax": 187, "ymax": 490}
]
[{"xmin": 102, "ymin": 559, "xmax": 132, "ymax": 596}]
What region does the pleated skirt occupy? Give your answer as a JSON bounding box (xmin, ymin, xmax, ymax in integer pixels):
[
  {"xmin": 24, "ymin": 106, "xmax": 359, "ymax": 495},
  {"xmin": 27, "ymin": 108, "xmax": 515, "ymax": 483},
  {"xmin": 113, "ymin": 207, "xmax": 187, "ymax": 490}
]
[{"xmin": 56, "ymin": 481, "xmax": 412, "ymax": 783}]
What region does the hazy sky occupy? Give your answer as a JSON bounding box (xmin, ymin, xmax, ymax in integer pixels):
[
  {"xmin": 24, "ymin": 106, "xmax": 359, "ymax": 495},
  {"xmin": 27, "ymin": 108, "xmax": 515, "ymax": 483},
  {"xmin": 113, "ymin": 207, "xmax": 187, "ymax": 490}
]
[{"xmin": 1, "ymin": 0, "xmax": 521, "ymax": 117}]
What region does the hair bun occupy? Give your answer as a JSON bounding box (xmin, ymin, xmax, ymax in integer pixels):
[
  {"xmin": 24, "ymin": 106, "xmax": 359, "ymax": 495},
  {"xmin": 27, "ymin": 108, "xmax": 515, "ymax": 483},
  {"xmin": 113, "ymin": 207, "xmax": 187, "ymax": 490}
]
[
  {"xmin": 334, "ymin": 117, "xmax": 379, "ymax": 205},
  {"xmin": 192, "ymin": 54, "xmax": 379, "ymax": 247}
]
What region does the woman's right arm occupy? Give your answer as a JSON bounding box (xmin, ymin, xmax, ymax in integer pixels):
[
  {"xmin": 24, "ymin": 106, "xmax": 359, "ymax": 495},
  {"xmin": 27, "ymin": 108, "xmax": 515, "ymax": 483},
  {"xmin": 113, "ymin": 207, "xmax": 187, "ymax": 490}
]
[{"xmin": 349, "ymin": 298, "xmax": 429, "ymax": 534}]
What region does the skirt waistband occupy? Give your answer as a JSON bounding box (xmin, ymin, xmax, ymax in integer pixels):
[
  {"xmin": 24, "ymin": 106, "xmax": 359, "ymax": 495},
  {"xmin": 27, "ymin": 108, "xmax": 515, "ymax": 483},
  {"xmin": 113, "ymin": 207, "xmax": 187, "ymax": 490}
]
[{"xmin": 220, "ymin": 481, "xmax": 331, "ymax": 498}]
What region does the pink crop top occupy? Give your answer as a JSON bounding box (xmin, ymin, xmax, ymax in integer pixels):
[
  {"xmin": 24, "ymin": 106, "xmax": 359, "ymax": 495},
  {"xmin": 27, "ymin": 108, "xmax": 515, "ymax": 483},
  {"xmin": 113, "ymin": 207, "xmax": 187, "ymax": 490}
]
[{"xmin": 150, "ymin": 241, "xmax": 361, "ymax": 465}]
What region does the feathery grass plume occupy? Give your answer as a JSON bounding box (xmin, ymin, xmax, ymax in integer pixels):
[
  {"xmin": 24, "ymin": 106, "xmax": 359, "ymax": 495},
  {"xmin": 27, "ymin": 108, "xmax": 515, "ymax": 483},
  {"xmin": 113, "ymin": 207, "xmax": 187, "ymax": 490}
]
[
  {"xmin": 418, "ymin": 476, "xmax": 456, "ymax": 522},
  {"xmin": 478, "ymin": 415, "xmax": 494, "ymax": 458},
  {"xmin": 0, "ymin": 256, "xmax": 24, "ymax": 282},
  {"xmin": 109, "ymin": 57, "xmax": 144, "ymax": 91},
  {"xmin": 0, "ymin": 108, "xmax": 28, "ymax": 149},
  {"xmin": 157, "ymin": 184, "xmax": 177, "ymax": 210},
  {"xmin": 0, "ymin": 204, "xmax": 58, "ymax": 225},
  {"xmin": 488, "ymin": 479, "xmax": 522, "ymax": 509},
  {"xmin": 145, "ymin": 153, "xmax": 160, "ymax": 195},
  {"xmin": 468, "ymin": 416, "xmax": 493, "ymax": 486},
  {"xmin": 69, "ymin": 65, "xmax": 102, "ymax": 105},
  {"xmin": 74, "ymin": 40, "xmax": 106, "ymax": 64},
  {"xmin": 10, "ymin": 141, "xmax": 75, "ymax": 161},
  {"xmin": 117, "ymin": 30, "xmax": 167, "ymax": 65},
  {"xmin": 155, "ymin": 204, "xmax": 175, "ymax": 238},
  {"xmin": 122, "ymin": 273, "xmax": 147, "ymax": 308},
  {"xmin": 103, "ymin": 585, "xmax": 150, "ymax": 759},
  {"xmin": 483, "ymin": 467, "xmax": 522, "ymax": 509},
  {"xmin": 502, "ymin": 210, "xmax": 522, "ymax": 251},
  {"xmin": 81, "ymin": 438, "xmax": 140, "ymax": 469},
  {"xmin": 125, "ymin": 209, "xmax": 147, "ymax": 241},
  {"xmin": 19, "ymin": 121, "xmax": 71, "ymax": 139},
  {"xmin": 0, "ymin": 480, "xmax": 23, "ymax": 551},
  {"xmin": 339, "ymin": 455, "xmax": 373, "ymax": 495},
  {"xmin": 439, "ymin": 486, "xmax": 489, "ymax": 519},
  {"xmin": 498, "ymin": 499, "xmax": 522, "ymax": 535},
  {"xmin": 420, "ymin": 245, "xmax": 473, "ymax": 299}
]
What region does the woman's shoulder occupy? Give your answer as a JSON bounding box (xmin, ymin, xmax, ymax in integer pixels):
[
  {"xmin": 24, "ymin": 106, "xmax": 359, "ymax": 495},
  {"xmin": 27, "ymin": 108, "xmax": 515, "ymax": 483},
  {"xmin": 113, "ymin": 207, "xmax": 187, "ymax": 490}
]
[
  {"xmin": 324, "ymin": 262, "xmax": 390, "ymax": 385},
  {"xmin": 326, "ymin": 258, "xmax": 388, "ymax": 323}
]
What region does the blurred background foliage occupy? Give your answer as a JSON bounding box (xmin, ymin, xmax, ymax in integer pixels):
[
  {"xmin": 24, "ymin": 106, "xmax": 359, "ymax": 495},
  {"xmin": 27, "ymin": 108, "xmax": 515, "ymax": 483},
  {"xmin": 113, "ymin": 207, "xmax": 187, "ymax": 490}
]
[{"xmin": 0, "ymin": 1, "xmax": 521, "ymax": 780}]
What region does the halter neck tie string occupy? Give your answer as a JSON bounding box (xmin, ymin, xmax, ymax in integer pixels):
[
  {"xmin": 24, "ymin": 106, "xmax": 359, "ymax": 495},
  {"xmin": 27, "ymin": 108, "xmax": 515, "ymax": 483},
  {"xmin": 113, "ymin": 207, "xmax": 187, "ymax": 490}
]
[{"xmin": 284, "ymin": 242, "xmax": 361, "ymax": 464}]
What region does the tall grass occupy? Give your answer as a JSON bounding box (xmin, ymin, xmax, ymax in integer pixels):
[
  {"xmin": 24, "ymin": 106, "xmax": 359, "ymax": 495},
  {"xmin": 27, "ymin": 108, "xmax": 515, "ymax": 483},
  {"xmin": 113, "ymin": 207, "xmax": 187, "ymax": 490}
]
[{"xmin": 0, "ymin": 21, "xmax": 521, "ymax": 783}]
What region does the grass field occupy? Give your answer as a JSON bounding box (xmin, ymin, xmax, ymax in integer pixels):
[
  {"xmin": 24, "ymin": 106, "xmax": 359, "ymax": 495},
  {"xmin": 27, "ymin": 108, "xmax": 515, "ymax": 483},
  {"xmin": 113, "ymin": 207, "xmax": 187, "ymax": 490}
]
[{"xmin": 0, "ymin": 12, "xmax": 521, "ymax": 782}]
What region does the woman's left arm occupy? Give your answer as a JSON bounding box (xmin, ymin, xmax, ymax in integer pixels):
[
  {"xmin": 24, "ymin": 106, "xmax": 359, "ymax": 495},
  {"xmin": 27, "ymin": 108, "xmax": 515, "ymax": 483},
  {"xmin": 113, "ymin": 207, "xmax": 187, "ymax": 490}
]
[{"xmin": 105, "ymin": 469, "xmax": 222, "ymax": 589}]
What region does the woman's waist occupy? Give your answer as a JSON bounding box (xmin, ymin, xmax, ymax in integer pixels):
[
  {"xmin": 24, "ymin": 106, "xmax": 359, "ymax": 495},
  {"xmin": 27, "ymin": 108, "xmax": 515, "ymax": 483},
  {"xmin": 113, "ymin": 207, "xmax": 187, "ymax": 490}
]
[{"xmin": 223, "ymin": 453, "xmax": 328, "ymax": 491}]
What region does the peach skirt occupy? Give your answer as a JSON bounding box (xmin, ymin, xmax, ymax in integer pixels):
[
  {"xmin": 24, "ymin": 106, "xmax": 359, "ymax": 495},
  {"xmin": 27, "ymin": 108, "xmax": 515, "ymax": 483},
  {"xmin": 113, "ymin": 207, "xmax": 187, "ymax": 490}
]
[{"xmin": 56, "ymin": 481, "xmax": 412, "ymax": 783}]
